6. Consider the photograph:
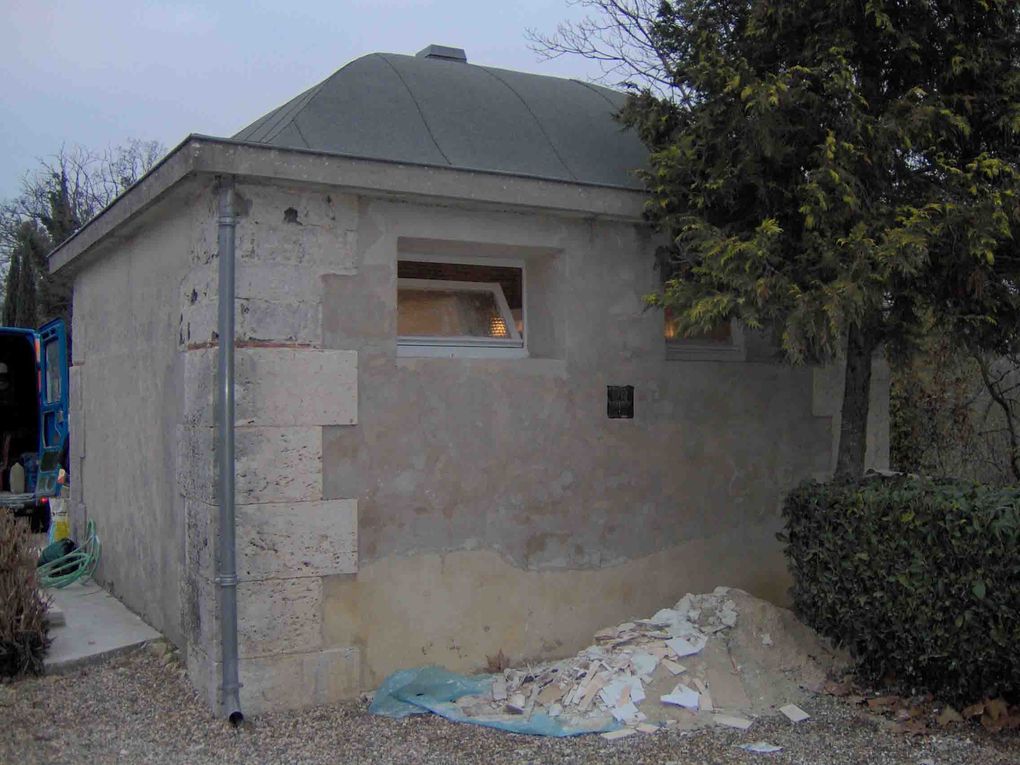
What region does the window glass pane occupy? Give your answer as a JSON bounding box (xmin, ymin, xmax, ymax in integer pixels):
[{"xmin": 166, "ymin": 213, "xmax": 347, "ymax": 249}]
[
  {"xmin": 664, "ymin": 308, "xmax": 732, "ymax": 344},
  {"xmin": 399, "ymin": 288, "xmax": 510, "ymax": 338},
  {"xmin": 398, "ymin": 261, "xmax": 522, "ymax": 311},
  {"xmin": 45, "ymin": 341, "xmax": 61, "ymax": 402},
  {"xmin": 398, "ymin": 260, "xmax": 524, "ymax": 344}
]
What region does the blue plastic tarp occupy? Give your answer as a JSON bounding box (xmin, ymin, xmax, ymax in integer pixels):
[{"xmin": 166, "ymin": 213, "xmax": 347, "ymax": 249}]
[{"xmin": 369, "ymin": 665, "xmax": 620, "ymax": 737}]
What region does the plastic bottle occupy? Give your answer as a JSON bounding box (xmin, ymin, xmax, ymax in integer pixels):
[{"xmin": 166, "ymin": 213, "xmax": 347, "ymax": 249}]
[
  {"xmin": 9, "ymin": 462, "xmax": 25, "ymax": 493},
  {"xmin": 49, "ymin": 499, "xmax": 69, "ymax": 543}
]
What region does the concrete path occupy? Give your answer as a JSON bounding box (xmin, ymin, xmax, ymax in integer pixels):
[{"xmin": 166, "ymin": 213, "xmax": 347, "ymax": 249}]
[{"xmin": 44, "ymin": 581, "xmax": 162, "ymax": 673}]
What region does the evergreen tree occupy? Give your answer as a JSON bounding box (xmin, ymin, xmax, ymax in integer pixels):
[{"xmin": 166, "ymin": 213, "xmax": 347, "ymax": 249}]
[
  {"xmin": 2, "ymin": 245, "xmax": 22, "ymax": 327},
  {"xmin": 1, "ymin": 223, "xmax": 41, "ymax": 328},
  {"xmin": 33, "ymin": 173, "xmax": 76, "ymax": 328},
  {"xmin": 14, "ymin": 243, "xmax": 37, "ymax": 329},
  {"xmin": 537, "ymin": 1, "xmax": 1020, "ymax": 477}
]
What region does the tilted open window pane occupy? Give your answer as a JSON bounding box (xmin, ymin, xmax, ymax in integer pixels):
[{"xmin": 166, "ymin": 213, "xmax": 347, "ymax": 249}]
[
  {"xmin": 398, "ymin": 260, "xmax": 524, "ymax": 350},
  {"xmin": 399, "ymin": 284, "xmax": 517, "ymax": 340}
]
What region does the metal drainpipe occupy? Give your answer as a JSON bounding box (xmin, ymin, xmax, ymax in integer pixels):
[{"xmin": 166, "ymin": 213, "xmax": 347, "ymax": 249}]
[{"xmin": 215, "ymin": 178, "xmax": 243, "ymax": 725}]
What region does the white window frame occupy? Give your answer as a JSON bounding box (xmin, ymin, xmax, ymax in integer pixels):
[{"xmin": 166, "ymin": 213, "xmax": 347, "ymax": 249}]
[{"xmin": 397, "ymin": 254, "xmax": 528, "ymax": 359}]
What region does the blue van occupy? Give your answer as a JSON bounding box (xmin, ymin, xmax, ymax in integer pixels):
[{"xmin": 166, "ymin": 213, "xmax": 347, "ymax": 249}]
[{"xmin": 0, "ymin": 319, "xmax": 69, "ymax": 516}]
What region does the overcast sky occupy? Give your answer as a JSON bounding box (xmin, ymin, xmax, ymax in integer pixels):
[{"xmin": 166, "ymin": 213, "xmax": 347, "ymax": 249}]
[{"xmin": 0, "ymin": 0, "xmax": 609, "ymax": 200}]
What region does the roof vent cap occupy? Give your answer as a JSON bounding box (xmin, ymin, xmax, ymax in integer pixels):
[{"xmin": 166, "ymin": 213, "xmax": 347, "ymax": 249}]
[{"xmin": 416, "ymin": 44, "xmax": 467, "ymax": 63}]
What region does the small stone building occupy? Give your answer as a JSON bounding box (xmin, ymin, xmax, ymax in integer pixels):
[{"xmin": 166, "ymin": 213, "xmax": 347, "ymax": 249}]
[{"xmin": 50, "ymin": 46, "xmax": 889, "ymax": 713}]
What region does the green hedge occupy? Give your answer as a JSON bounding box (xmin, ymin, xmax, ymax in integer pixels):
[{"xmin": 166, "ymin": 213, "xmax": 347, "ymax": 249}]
[{"xmin": 781, "ymin": 476, "xmax": 1020, "ymax": 702}]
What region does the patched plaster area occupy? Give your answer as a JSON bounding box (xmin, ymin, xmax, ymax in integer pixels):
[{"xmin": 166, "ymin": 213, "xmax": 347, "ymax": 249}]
[
  {"xmin": 321, "ymin": 523, "xmax": 791, "ymax": 691},
  {"xmin": 318, "ymin": 197, "xmax": 889, "ymax": 575}
]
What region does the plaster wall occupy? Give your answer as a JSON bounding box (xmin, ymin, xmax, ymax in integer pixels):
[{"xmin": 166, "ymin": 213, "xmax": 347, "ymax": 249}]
[
  {"xmin": 69, "ymin": 174, "xmax": 890, "ymax": 714},
  {"xmin": 813, "ymin": 358, "xmax": 892, "ymax": 473},
  {"xmin": 318, "ymin": 196, "xmax": 890, "ymax": 689},
  {"xmin": 68, "ymin": 178, "xmax": 215, "ymax": 644}
]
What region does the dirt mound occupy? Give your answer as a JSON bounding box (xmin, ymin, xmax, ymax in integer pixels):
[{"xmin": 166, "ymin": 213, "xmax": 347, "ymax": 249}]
[{"xmin": 455, "ymin": 587, "xmax": 848, "ymax": 733}]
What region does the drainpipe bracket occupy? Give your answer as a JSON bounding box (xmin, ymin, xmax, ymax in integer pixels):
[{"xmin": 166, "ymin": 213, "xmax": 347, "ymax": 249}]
[{"xmin": 214, "ymin": 573, "xmax": 239, "ymax": 587}]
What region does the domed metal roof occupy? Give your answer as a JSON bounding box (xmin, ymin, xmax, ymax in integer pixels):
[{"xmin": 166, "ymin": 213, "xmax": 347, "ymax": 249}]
[{"xmin": 233, "ymin": 51, "xmax": 647, "ymax": 189}]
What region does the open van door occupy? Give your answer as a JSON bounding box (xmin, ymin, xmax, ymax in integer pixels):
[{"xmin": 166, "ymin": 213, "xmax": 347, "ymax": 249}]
[{"xmin": 36, "ymin": 318, "xmax": 68, "ymax": 497}]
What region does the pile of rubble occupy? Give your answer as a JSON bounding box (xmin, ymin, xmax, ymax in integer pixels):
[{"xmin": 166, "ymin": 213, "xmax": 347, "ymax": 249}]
[{"xmin": 451, "ymin": 587, "xmax": 845, "ymax": 735}]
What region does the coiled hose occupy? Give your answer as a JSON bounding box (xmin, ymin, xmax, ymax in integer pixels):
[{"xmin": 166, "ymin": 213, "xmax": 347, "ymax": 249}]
[{"xmin": 38, "ymin": 519, "xmax": 100, "ymax": 588}]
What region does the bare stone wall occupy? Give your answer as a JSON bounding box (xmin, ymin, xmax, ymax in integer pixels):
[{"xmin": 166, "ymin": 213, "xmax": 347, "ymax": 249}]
[
  {"xmin": 70, "ymin": 177, "xmax": 363, "ymax": 713},
  {"xmin": 68, "ymin": 179, "xmax": 215, "ymax": 646},
  {"xmin": 177, "ymin": 182, "xmax": 361, "ymax": 712},
  {"xmin": 180, "ymin": 347, "xmax": 359, "ymax": 711}
]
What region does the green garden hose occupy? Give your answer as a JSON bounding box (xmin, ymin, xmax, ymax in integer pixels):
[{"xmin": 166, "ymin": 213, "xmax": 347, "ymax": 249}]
[{"xmin": 38, "ymin": 519, "xmax": 100, "ymax": 588}]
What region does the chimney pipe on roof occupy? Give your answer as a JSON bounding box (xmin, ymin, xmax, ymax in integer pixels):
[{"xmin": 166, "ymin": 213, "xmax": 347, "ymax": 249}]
[{"xmin": 416, "ymin": 44, "xmax": 467, "ymax": 63}]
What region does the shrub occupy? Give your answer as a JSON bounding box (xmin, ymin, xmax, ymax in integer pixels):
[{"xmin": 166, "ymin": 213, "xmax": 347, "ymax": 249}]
[
  {"xmin": 781, "ymin": 476, "xmax": 1020, "ymax": 703},
  {"xmin": 890, "ymin": 332, "xmax": 1020, "ymax": 486},
  {"xmin": 0, "ymin": 513, "xmax": 49, "ymax": 677}
]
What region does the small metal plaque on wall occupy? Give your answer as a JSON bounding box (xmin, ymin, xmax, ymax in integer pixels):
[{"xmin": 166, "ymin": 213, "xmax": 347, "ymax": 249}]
[{"xmin": 607, "ymin": 385, "xmax": 634, "ymax": 419}]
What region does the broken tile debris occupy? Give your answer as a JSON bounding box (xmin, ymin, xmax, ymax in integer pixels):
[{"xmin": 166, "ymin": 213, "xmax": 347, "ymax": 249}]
[
  {"xmin": 601, "ymin": 727, "xmax": 638, "ymax": 740},
  {"xmin": 779, "ymin": 703, "xmax": 810, "ymax": 723},
  {"xmin": 443, "ymin": 588, "xmax": 750, "ymax": 732},
  {"xmin": 630, "ymin": 651, "xmax": 658, "ymax": 678},
  {"xmin": 660, "ymin": 684, "xmax": 700, "ymax": 710},
  {"xmin": 739, "ymin": 741, "xmax": 783, "ymax": 753},
  {"xmin": 414, "ymin": 587, "xmax": 844, "ymax": 737},
  {"xmin": 662, "ymin": 658, "xmax": 686, "ymax": 675},
  {"xmin": 505, "ymin": 693, "xmax": 526, "ymax": 714},
  {"xmin": 491, "ymin": 676, "xmax": 507, "ymax": 702},
  {"xmin": 693, "ymin": 679, "xmax": 714, "ymax": 712},
  {"xmin": 666, "ymin": 635, "xmax": 707, "ymax": 657},
  {"xmin": 610, "ymin": 701, "xmax": 641, "ymax": 723},
  {"xmin": 713, "ymin": 714, "xmax": 754, "ymax": 730}
]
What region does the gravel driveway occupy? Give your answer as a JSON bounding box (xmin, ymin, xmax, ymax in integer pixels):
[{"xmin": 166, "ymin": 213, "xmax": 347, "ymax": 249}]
[{"xmin": 2, "ymin": 648, "xmax": 1017, "ymax": 765}]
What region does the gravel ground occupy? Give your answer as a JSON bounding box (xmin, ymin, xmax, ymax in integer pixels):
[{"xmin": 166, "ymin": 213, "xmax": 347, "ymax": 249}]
[{"xmin": 1, "ymin": 648, "xmax": 1018, "ymax": 765}]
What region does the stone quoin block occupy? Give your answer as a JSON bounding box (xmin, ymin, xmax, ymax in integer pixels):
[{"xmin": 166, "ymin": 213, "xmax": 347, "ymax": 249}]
[
  {"xmin": 185, "ymin": 498, "xmax": 358, "ymax": 581},
  {"xmin": 237, "ymin": 576, "xmax": 324, "ymax": 657},
  {"xmin": 235, "ymin": 426, "xmax": 323, "ymax": 503},
  {"xmin": 183, "ymin": 347, "xmax": 357, "ymax": 428},
  {"xmin": 179, "ymin": 293, "xmax": 322, "ymax": 348},
  {"xmin": 236, "ymin": 499, "xmax": 358, "ymax": 579},
  {"xmin": 186, "ymin": 573, "xmax": 323, "ymax": 659},
  {"xmin": 187, "ymin": 644, "xmax": 361, "ymax": 715},
  {"xmin": 177, "ymin": 425, "xmax": 324, "ymax": 504},
  {"xmin": 234, "ymin": 185, "xmax": 359, "ymax": 271}
]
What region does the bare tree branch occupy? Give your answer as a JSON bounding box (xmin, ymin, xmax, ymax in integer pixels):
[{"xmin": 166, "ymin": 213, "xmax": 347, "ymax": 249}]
[
  {"xmin": 0, "ymin": 140, "xmax": 165, "ymax": 308},
  {"xmin": 1, "ymin": 140, "xmax": 164, "ymax": 250},
  {"xmin": 526, "ymin": 0, "xmax": 686, "ymax": 100},
  {"xmin": 975, "ymin": 352, "xmax": 1020, "ymax": 482}
]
